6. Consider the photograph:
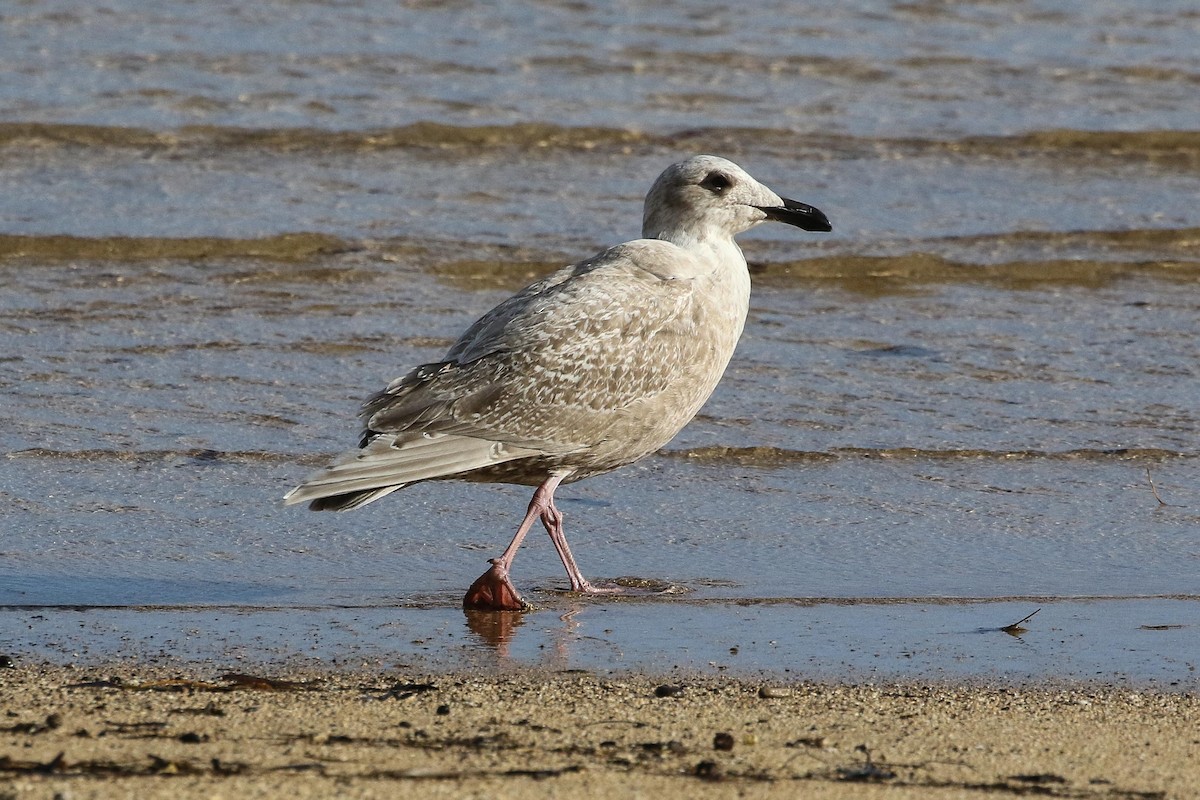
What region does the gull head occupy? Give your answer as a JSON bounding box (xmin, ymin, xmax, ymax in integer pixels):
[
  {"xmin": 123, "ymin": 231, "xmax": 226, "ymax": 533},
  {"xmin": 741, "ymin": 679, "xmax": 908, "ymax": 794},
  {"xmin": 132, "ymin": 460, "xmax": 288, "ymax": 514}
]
[{"xmin": 641, "ymin": 155, "xmax": 831, "ymax": 246}]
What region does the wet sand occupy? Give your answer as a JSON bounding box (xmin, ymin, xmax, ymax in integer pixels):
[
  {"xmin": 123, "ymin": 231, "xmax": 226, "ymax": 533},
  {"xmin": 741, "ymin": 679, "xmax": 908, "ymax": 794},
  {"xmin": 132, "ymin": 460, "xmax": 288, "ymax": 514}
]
[{"xmin": 2, "ymin": 664, "xmax": 1196, "ymax": 799}]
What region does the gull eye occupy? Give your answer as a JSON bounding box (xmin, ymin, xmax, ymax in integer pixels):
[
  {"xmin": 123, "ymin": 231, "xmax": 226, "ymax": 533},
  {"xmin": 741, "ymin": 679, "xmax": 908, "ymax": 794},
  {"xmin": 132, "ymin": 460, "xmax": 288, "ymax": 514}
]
[{"xmin": 700, "ymin": 171, "xmax": 733, "ymax": 194}]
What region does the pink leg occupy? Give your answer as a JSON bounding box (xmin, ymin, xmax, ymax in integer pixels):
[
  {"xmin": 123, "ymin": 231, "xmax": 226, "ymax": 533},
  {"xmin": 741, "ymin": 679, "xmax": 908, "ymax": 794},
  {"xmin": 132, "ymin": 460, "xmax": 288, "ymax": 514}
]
[
  {"xmin": 539, "ymin": 490, "xmax": 620, "ymax": 595},
  {"xmin": 462, "ymin": 473, "xmax": 618, "ymax": 610},
  {"xmin": 463, "ymin": 474, "xmax": 565, "ymax": 611}
]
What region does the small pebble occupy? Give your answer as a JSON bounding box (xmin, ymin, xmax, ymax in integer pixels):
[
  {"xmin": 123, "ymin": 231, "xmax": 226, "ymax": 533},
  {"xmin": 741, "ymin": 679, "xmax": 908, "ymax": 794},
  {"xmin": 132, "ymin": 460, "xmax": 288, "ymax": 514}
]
[
  {"xmin": 694, "ymin": 760, "xmax": 722, "ymax": 780},
  {"xmin": 436, "ymin": 704, "xmax": 451, "ymax": 716},
  {"xmin": 758, "ymin": 686, "xmax": 791, "ymax": 699},
  {"xmin": 654, "ymin": 684, "xmax": 685, "ymax": 698},
  {"xmin": 713, "ymin": 731, "xmax": 734, "ymax": 751}
]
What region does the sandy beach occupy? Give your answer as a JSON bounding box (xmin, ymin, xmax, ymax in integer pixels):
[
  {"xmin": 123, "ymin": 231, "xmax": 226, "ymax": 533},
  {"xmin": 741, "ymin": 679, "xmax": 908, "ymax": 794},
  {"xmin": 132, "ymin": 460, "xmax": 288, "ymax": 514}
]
[{"xmin": 1, "ymin": 664, "xmax": 1196, "ymax": 799}]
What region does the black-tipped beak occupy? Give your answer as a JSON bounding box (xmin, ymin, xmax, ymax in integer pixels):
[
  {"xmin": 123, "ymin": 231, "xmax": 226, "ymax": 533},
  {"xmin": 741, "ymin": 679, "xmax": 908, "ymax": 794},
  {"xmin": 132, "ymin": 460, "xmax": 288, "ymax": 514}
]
[{"xmin": 757, "ymin": 197, "xmax": 832, "ymax": 232}]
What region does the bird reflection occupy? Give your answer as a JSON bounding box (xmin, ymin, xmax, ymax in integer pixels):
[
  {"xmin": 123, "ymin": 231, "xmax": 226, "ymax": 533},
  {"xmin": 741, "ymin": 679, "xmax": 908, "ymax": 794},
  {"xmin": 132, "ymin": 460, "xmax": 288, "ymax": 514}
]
[
  {"xmin": 462, "ymin": 604, "xmax": 587, "ymax": 664},
  {"xmin": 463, "ymin": 608, "xmax": 527, "ymax": 651}
]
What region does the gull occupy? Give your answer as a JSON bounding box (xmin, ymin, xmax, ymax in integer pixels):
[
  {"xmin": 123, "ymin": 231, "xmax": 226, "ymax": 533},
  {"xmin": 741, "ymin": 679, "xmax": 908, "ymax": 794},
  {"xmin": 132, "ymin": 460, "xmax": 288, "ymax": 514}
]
[{"xmin": 284, "ymin": 155, "xmax": 831, "ymax": 610}]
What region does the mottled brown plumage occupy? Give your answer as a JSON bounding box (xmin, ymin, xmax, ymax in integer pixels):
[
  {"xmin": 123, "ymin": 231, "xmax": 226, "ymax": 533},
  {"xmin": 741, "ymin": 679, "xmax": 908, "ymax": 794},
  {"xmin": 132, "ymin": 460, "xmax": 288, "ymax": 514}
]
[{"xmin": 284, "ymin": 155, "xmax": 831, "ymax": 609}]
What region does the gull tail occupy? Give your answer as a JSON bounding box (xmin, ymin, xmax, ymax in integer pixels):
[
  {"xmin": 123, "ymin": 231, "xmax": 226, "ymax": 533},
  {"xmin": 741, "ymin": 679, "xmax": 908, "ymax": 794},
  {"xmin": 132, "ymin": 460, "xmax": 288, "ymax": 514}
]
[{"xmin": 283, "ymin": 431, "xmax": 537, "ymax": 511}]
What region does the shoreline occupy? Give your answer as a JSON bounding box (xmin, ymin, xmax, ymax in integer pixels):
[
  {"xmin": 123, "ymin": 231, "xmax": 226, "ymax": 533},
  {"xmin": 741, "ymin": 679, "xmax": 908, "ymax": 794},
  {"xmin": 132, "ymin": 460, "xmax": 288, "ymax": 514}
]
[
  {"xmin": 2, "ymin": 664, "xmax": 1196, "ymax": 799},
  {"xmin": 5, "ymin": 596, "xmax": 1195, "ymax": 691}
]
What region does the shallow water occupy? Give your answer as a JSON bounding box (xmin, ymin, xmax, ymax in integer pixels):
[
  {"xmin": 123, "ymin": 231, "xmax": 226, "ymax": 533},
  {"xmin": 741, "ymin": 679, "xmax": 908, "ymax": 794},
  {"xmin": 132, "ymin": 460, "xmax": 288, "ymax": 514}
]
[
  {"xmin": 9, "ymin": 599, "xmax": 1197, "ymax": 690},
  {"xmin": 1, "ymin": 0, "xmax": 1197, "ymax": 684}
]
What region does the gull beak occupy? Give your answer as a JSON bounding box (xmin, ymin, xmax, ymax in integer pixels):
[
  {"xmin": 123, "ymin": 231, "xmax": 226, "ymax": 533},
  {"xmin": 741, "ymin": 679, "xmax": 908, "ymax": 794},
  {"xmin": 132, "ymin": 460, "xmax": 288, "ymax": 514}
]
[{"xmin": 757, "ymin": 198, "xmax": 832, "ymax": 232}]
